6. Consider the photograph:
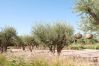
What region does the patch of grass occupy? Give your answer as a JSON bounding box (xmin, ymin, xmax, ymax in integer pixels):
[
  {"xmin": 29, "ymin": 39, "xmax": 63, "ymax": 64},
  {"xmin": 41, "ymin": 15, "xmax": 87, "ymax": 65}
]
[
  {"xmin": 0, "ymin": 54, "xmax": 9, "ymax": 66},
  {"xmin": 0, "ymin": 54, "xmax": 91, "ymax": 66},
  {"xmin": 31, "ymin": 59, "xmax": 49, "ymax": 66}
]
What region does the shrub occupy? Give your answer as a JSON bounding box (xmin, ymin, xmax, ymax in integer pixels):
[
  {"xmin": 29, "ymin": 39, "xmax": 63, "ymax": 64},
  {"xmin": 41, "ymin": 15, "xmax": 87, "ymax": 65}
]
[
  {"xmin": 69, "ymin": 44, "xmax": 85, "ymax": 50},
  {"xmin": 95, "ymin": 44, "xmax": 99, "ymax": 49},
  {"xmin": 68, "ymin": 44, "xmax": 99, "ymax": 50}
]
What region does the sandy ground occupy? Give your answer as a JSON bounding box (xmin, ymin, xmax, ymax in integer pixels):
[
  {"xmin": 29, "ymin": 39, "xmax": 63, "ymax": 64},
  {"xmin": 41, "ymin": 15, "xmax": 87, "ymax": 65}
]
[{"xmin": 4, "ymin": 49, "xmax": 99, "ymax": 59}]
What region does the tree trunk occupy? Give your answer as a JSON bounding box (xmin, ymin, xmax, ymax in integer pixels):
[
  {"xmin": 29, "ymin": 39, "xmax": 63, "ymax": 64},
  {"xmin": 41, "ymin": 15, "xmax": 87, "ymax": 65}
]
[
  {"xmin": 4, "ymin": 45, "xmax": 7, "ymax": 52},
  {"xmin": 29, "ymin": 45, "xmax": 32, "ymax": 52},
  {"xmin": 22, "ymin": 45, "xmax": 25, "ymax": 51},
  {"xmin": 1, "ymin": 46, "xmax": 3, "ymax": 53}
]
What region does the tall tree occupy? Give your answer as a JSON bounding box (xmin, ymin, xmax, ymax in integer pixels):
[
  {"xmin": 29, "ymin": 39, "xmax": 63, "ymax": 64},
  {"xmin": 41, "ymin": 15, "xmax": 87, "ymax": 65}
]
[
  {"xmin": 75, "ymin": 0, "xmax": 99, "ymax": 35},
  {"xmin": 75, "ymin": 0, "xmax": 99, "ymax": 24}
]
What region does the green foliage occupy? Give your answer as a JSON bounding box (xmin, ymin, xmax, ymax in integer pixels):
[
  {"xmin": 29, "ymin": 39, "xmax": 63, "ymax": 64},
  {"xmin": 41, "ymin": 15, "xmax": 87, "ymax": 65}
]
[
  {"xmin": 14, "ymin": 36, "xmax": 24, "ymax": 47},
  {"xmin": 85, "ymin": 38, "xmax": 98, "ymax": 44},
  {"xmin": 68, "ymin": 44, "xmax": 99, "ymax": 50},
  {"xmin": 0, "ymin": 26, "xmax": 17, "ymax": 45},
  {"xmin": 22, "ymin": 35, "xmax": 34, "ymax": 45},
  {"xmin": 75, "ymin": 0, "xmax": 99, "ymax": 18},
  {"xmin": 32, "ymin": 22, "xmax": 74, "ymax": 55},
  {"xmin": 75, "ymin": 38, "xmax": 98, "ymax": 44},
  {"xmin": 69, "ymin": 44, "xmax": 85, "ymax": 50},
  {"xmin": 19, "ymin": 35, "xmax": 38, "ymax": 51},
  {"xmin": 75, "ymin": 0, "xmax": 98, "ymax": 13},
  {"xmin": 95, "ymin": 44, "xmax": 99, "ymax": 49},
  {"xmin": 75, "ymin": 0, "xmax": 99, "ymax": 37},
  {"xmin": 78, "ymin": 17, "xmax": 99, "ymax": 33},
  {"xmin": 0, "ymin": 26, "xmax": 18, "ymax": 52}
]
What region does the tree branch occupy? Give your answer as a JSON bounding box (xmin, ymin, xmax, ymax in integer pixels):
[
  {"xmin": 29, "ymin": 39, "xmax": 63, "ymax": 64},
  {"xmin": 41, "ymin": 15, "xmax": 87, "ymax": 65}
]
[{"xmin": 86, "ymin": 6, "xmax": 99, "ymax": 24}]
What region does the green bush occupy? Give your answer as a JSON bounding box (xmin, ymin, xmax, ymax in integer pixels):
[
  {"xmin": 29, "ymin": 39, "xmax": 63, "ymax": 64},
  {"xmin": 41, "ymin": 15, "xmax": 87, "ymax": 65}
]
[
  {"xmin": 95, "ymin": 44, "xmax": 99, "ymax": 49},
  {"xmin": 83, "ymin": 44, "xmax": 99, "ymax": 49},
  {"xmin": 68, "ymin": 44, "xmax": 99, "ymax": 50},
  {"xmin": 69, "ymin": 44, "xmax": 85, "ymax": 50},
  {"xmin": 83, "ymin": 45, "xmax": 94, "ymax": 49}
]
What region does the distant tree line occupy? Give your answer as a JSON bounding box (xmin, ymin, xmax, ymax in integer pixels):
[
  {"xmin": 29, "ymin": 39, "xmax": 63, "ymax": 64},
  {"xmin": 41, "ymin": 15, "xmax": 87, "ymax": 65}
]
[{"xmin": 0, "ymin": 22, "xmax": 74, "ymax": 55}]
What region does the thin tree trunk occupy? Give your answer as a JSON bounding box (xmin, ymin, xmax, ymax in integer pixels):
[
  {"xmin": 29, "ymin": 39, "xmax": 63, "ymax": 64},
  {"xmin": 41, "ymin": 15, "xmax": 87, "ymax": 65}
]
[
  {"xmin": 1, "ymin": 46, "xmax": 3, "ymax": 53},
  {"xmin": 29, "ymin": 45, "xmax": 32, "ymax": 52},
  {"xmin": 22, "ymin": 45, "xmax": 25, "ymax": 51}
]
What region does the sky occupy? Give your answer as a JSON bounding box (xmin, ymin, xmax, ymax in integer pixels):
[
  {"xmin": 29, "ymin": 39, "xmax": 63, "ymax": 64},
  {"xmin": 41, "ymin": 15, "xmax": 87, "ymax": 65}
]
[{"xmin": 0, "ymin": 0, "xmax": 80, "ymax": 35}]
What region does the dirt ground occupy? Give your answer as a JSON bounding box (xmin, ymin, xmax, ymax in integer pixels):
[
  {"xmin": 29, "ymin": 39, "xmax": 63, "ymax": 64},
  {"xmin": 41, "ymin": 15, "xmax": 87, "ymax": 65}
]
[
  {"xmin": 4, "ymin": 49, "xmax": 99, "ymax": 59},
  {"xmin": 2, "ymin": 49, "xmax": 99, "ymax": 66}
]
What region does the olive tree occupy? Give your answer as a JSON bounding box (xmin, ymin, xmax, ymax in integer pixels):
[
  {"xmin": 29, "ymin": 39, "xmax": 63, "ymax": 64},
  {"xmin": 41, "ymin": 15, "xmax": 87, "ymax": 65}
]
[
  {"xmin": 0, "ymin": 26, "xmax": 17, "ymax": 53},
  {"xmin": 21, "ymin": 35, "xmax": 38, "ymax": 52},
  {"xmin": 32, "ymin": 22, "xmax": 74, "ymax": 55},
  {"xmin": 14, "ymin": 36, "xmax": 26, "ymax": 50}
]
